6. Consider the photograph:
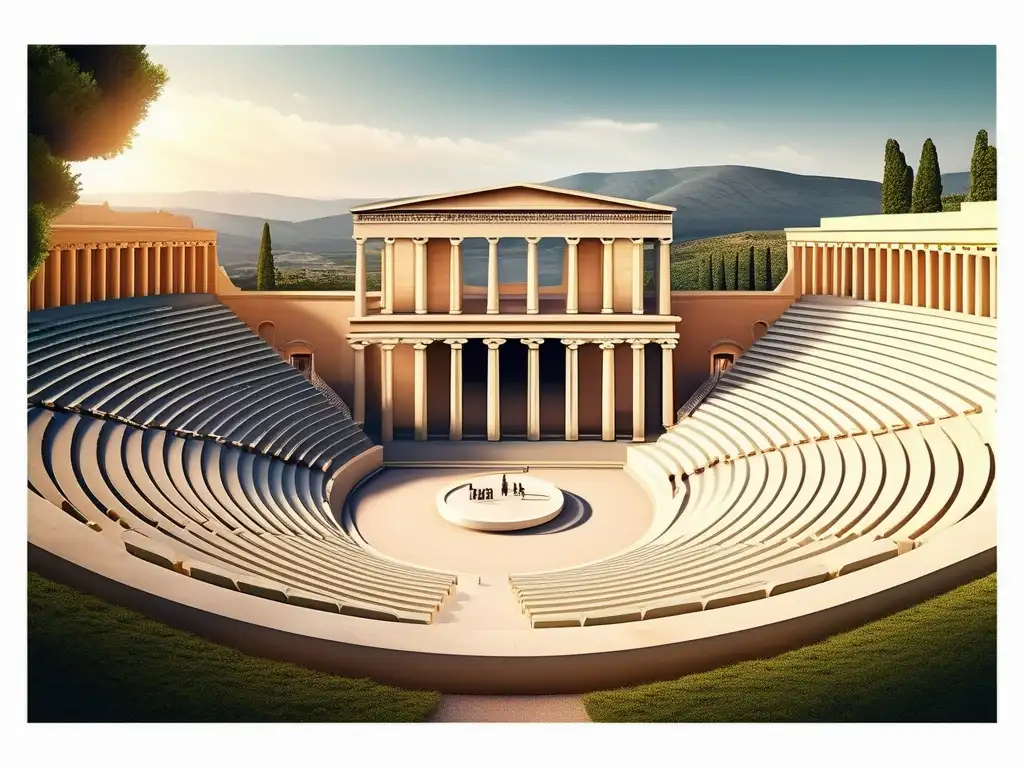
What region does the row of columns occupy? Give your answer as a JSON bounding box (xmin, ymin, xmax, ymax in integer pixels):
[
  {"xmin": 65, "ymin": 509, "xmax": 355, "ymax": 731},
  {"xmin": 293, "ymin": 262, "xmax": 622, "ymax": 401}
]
[
  {"xmin": 29, "ymin": 241, "xmax": 216, "ymax": 311},
  {"xmin": 349, "ymin": 337, "xmax": 678, "ymax": 443},
  {"xmin": 353, "ymin": 236, "xmax": 674, "ymax": 317},
  {"xmin": 795, "ymin": 242, "xmax": 997, "ymax": 319}
]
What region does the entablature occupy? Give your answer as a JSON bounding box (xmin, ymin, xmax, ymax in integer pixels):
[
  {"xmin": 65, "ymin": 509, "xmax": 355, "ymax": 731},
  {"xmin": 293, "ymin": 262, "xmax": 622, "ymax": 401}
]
[{"xmin": 347, "ymin": 312, "xmax": 681, "ymax": 343}]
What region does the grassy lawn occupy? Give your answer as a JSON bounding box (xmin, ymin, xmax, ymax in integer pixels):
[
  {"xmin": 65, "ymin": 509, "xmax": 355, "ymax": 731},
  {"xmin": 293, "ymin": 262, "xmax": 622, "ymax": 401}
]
[
  {"xmin": 27, "ymin": 571, "xmax": 440, "ymax": 722},
  {"xmin": 584, "ymin": 573, "xmax": 996, "ymax": 722}
]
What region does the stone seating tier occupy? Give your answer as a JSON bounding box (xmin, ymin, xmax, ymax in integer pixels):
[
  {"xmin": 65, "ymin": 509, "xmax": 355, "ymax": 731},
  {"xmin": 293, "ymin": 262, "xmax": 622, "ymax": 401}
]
[
  {"xmin": 28, "ymin": 405, "xmax": 457, "ymax": 623},
  {"xmin": 27, "ymin": 294, "xmax": 372, "ymax": 474}
]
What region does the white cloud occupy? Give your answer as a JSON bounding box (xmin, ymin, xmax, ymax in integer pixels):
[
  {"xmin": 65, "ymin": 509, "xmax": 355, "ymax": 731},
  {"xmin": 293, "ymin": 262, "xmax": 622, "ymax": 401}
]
[
  {"xmin": 70, "ymin": 88, "xmax": 837, "ymax": 198},
  {"xmin": 291, "ymin": 92, "xmax": 306, "ymax": 101}
]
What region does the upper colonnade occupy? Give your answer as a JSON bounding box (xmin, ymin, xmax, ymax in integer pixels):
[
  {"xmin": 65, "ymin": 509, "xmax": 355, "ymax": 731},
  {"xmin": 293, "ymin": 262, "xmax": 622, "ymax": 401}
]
[
  {"xmin": 785, "ymin": 201, "xmax": 998, "ymax": 319},
  {"xmin": 348, "ymin": 182, "xmax": 677, "ymax": 318}
]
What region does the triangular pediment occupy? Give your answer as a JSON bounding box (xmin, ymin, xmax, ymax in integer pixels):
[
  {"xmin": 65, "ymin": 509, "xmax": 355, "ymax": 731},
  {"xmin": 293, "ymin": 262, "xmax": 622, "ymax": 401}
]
[{"xmin": 350, "ymin": 183, "xmax": 674, "ymax": 214}]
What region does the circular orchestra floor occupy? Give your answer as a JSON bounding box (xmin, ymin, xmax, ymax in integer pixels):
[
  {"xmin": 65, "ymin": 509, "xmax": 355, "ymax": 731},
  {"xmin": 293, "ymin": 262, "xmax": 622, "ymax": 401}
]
[
  {"xmin": 438, "ymin": 473, "xmax": 565, "ymax": 532},
  {"xmin": 351, "ymin": 468, "xmax": 653, "ymax": 575}
]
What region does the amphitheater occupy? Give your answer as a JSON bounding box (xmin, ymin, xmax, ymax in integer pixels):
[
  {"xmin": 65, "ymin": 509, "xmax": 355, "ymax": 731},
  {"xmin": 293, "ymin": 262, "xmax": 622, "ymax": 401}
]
[{"xmin": 26, "ymin": 186, "xmax": 997, "ymax": 694}]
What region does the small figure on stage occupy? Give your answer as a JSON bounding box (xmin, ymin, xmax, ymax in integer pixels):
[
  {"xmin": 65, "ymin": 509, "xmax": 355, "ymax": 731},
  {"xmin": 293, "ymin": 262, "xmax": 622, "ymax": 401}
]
[{"xmin": 501, "ymin": 474, "xmax": 508, "ymax": 497}]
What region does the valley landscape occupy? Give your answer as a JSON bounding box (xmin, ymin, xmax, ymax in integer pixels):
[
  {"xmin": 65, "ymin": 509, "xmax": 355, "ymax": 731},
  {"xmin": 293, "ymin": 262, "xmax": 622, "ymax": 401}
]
[{"xmin": 81, "ymin": 166, "xmax": 972, "ymax": 289}]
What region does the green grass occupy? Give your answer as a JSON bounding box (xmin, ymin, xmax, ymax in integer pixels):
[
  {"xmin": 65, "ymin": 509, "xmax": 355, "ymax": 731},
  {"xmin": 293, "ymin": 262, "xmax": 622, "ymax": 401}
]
[
  {"xmin": 670, "ymin": 229, "xmax": 789, "ymax": 263},
  {"xmin": 27, "ymin": 571, "xmax": 440, "ymax": 722},
  {"xmin": 669, "ymin": 230, "xmax": 789, "ymax": 291},
  {"xmin": 584, "ymin": 573, "xmax": 997, "ymax": 722}
]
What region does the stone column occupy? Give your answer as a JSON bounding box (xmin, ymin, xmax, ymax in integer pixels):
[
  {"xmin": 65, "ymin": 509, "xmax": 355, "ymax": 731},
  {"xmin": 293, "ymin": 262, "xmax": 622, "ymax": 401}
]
[
  {"xmin": 151, "ymin": 245, "xmax": 162, "ymax": 295},
  {"xmin": 851, "ymin": 245, "xmax": 862, "ymax": 299},
  {"xmin": 486, "ymin": 238, "xmax": 500, "ymax": 314},
  {"xmin": 444, "ymin": 339, "xmax": 467, "ymax": 440},
  {"xmin": 899, "ymin": 247, "xmax": 911, "ymax": 305},
  {"xmin": 350, "ymin": 341, "xmax": 368, "ymax": 426},
  {"xmin": 988, "ymin": 252, "xmax": 997, "ymax": 319},
  {"xmin": 379, "ymin": 339, "xmax": 398, "ymax": 441},
  {"xmin": 353, "ymin": 237, "xmax": 367, "ymax": 317},
  {"xmin": 925, "ymin": 247, "xmax": 935, "ymax": 309},
  {"xmin": 660, "ymin": 340, "xmax": 677, "ymax": 429},
  {"xmin": 110, "ymin": 245, "xmax": 122, "ymax": 300},
  {"xmin": 561, "ymin": 339, "xmax": 584, "ymax": 441},
  {"xmin": 600, "ymin": 238, "xmax": 615, "ymax": 313},
  {"xmin": 95, "ymin": 246, "xmax": 107, "ymax": 301},
  {"xmin": 173, "ymin": 244, "xmax": 185, "ymax": 293},
  {"xmin": 840, "ymin": 246, "xmax": 850, "ymax": 297},
  {"xmin": 207, "ymin": 242, "xmax": 219, "ymax": 292},
  {"xmin": 184, "ymin": 244, "xmax": 193, "ymax": 292},
  {"xmin": 195, "ymin": 243, "xmax": 208, "ymax": 293},
  {"xmin": 484, "ymin": 338, "xmax": 506, "ymax": 441},
  {"xmin": 525, "ymin": 237, "xmax": 540, "ymax": 314},
  {"xmin": 31, "ymin": 261, "xmax": 46, "ymax": 310},
  {"xmin": 522, "ymin": 338, "xmax": 544, "ymax": 441},
  {"xmin": 833, "ymin": 244, "xmax": 841, "ymax": 296},
  {"xmin": 961, "ymin": 251, "xmax": 971, "ymax": 314},
  {"xmin": 449, "ymin": 237, "xmax": 463, "ymax": 314},
  {"xmin": 48, "ymin": 248, "xmax": 61, "ymax": 308},
  {"xmin": 946, "ymin": 249, "xmax": 954, "ymax": 315},
  {"xmin": 80, "ymin": 247, "xmax": 93, "ymax": 303},
  {"xmin": 658, "ymin": 238, "xmax": 672, "ymax": 314},
  {"xmin": 974, "ymin": 250, "xmax": 985, "ymax": 317},
  {"xmin": 910, "ymin": 246, "xmax": 920, "ymax": 306},
  {"xmin": 413, "ymin": 238, "xmax": 429, "ymax": 314},
  {"xmin": 873, "ymin": 245, "xmax": 884, "ymax": 302},
  {"xmin": 565, "ymin": 237, "xmax": 580, "ymax": 314},
  {"xmin": 409, "ymin": 339, "xmax": 431, "ymax": 441},
  {"xmin": 631, "ymin": 238, "xmax": 645, "ymax": 314},
  {"xmin": 810, "ymin": 243, "xmax": 819, "ymax": 295},
  {"xmin": 600, "ymin": 339, "xmax": 618, "ymax": 441},
  {"xmin": 65, "ymin": 248, "xmax": 77, "ymax": 305},
  {"xmin": 189, "ymin": 244, "xmax": 199, "ymax": 292},
  {"xmin": 630, "ymin": 339, "xmax": 648, "ymax": 441},
  {"xmin": 382, "ymin": 238, "xmax": 395, "ymax": 314}
]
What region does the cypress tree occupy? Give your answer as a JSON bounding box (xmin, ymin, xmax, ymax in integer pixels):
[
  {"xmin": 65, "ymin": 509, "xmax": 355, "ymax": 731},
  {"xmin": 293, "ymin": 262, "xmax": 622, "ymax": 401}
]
[
  {"xmin": 764, "ymin": 246, "xmax": 773, "ymax": 291},
  {"xmin": 911, "ymin": 138, "xmax": 943, "ymax": 213},
  {"xmin": 747, "ymin": 245, "xmax": 755, "ymax": 290},
  {"xmin": 881, "ymin": 138, "xmax": 906, "ymax": 214},
  {"xmin": 705, "ymin": 255, "xmax": 713, "ymax": 290},
  {"xmin": 257, "ymin": 222, "xmax": 276, "ymax": 290},
  {"xmin": 733, "ymin": 252, "xmax": 740, "ymax": 291},
  {"xmin": 900, "ymin": 164, "xmax": 914, "ymax": 214},
  {"xmin": 973, "ymin": 145, "xmax": 997, "ymax": 202},
  {"xmin": 717, "ymin": 254, "xmax": 726, "ymax": 290},
  {"xmin": 968, "ymin": 129, "xmax": 990, "ymax": 201}
]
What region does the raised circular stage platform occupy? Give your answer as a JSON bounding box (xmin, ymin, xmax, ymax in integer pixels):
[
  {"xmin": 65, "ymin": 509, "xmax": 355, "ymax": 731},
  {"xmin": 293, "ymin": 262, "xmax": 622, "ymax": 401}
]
[{"xmin": 437, "ymin": 473, "xmax": 565, "ymax": 532}]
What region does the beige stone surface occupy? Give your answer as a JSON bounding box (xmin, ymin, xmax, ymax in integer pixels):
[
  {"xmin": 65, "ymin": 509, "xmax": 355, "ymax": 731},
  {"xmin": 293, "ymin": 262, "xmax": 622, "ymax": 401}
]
[
  {"xmin": 428, "ymin": 694, "xmax": 591, "ymax": 723},
  {"xmin": 353, "ymin": 468, "xmax": 652, "ymax": 575}
]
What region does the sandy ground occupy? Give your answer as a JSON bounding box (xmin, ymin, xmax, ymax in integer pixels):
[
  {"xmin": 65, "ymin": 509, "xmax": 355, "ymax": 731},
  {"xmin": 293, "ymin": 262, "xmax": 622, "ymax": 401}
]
[
  {"xmin": 429, "ymin": 694, "xmax": 592, "ymax": 723},
  {"xmin": 352, "ymin": 468, "xmax": 652, "ymax": 575}
]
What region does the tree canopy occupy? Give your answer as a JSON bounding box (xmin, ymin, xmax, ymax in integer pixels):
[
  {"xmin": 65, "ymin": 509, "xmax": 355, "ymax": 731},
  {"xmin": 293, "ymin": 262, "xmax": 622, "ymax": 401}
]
[
  {"xmin": 257, "ymin": 223, "xmax": 276, "ymax": 290},
  {"xmin": 27, "ymin": 45, "xmax": 168, "ymax": 279},
  {"xmin": 969, "ymin": 130, "xmax": 997, "ymax": 202},
  {"xmin": 911, "ymin": 138, "xmax": 943, "ymax": 213},
  {"xmin": 881, "ymin": 139, "xmax": 912, "ymax": 214}
]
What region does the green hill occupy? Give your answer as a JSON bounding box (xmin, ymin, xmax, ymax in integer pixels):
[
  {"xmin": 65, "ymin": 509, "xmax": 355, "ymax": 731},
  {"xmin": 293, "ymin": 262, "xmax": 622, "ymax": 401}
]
[{"xmin": 669, "ymin": 230, "xmax": 789, "ymax": 291}]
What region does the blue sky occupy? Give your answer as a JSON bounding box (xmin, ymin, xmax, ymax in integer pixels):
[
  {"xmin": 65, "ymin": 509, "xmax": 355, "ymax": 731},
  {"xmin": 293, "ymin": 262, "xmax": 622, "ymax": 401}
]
[{"xmin": 74, "ymin": 45, "xmax": 996, "ymax": 198}]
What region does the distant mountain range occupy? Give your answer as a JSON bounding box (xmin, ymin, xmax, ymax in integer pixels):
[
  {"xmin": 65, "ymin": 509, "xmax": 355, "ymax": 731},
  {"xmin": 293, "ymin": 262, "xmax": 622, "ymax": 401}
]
[{"xmin": 82, "ymin": 165, "xmax": 971, "ymax": 274}]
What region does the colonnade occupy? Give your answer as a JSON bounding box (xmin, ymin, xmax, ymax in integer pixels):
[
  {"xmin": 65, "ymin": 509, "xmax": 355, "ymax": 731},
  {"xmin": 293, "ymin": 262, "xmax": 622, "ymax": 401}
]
[
  {"xmin": 791, "ymin": 241, "xmax": 998, "ymax": 319},
  {"xmin": 352, "ymin": 235, "xmax": 674, "ymax": 317},
  {"xmin": 28, "ymin": 240, "xmax": 218, "ymax": 311},
  {"xmin": 349, "ymin": 337, "xmax": 678, "ymax": 443}
]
